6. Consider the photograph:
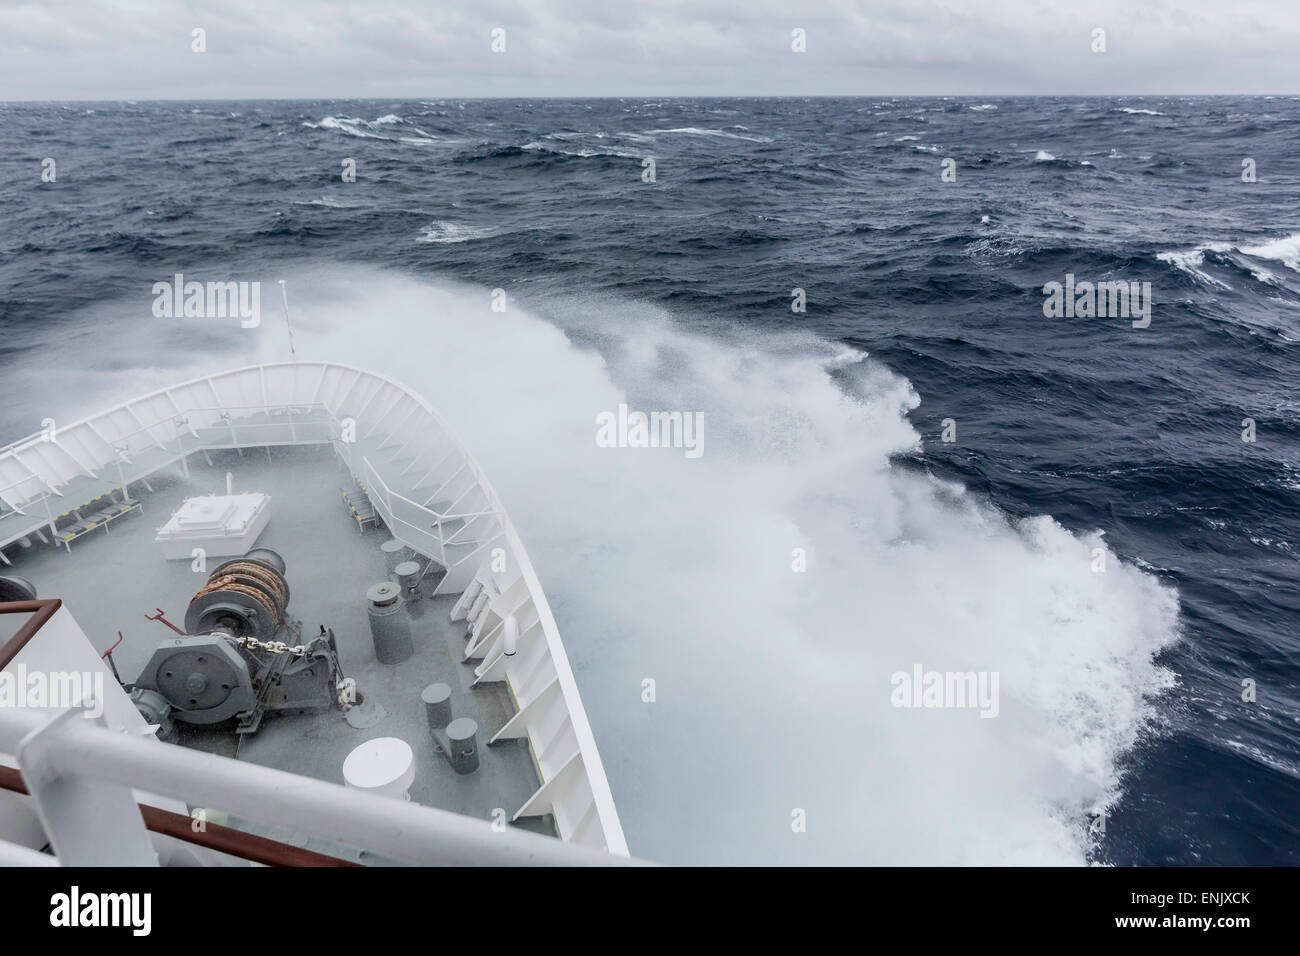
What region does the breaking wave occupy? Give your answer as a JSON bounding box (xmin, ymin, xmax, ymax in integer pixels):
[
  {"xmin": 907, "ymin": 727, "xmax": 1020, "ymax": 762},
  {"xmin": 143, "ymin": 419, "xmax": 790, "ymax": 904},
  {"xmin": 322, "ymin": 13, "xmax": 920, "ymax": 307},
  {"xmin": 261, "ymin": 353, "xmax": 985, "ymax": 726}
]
[
  {"xmin": 644, "ymin": 127, "xmax": 775, "ymax": 143},
  {"xmin": 415, "ymin": 221, "xmax": 500, "ymax": 244},
  {"xmin": 303, "ymin": 114, "xmax": 437, "ymax": 143},
  {"xmin": 1158, "ymin": 232, "xmax": 1300, "ymax": 288},
  {"xmin": 73, "ymin": 266, "xmax": 1180, "ymax": 866}
]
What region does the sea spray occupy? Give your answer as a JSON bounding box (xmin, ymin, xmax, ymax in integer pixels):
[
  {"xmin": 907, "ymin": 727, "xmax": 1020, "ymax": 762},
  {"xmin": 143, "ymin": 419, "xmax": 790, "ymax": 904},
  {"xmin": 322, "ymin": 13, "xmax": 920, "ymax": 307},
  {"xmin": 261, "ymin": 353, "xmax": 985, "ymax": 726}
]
[{"xmin": 14, "ymin": 265, "xmax": 1182, "ymax": 866}]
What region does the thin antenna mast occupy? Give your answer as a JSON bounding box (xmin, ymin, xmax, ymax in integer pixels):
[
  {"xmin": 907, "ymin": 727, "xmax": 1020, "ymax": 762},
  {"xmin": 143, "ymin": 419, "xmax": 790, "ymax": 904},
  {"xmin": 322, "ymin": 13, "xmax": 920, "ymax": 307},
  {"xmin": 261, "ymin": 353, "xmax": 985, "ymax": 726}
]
[{"xmin": 278, "ymin": 279, "xmax": 298, "ymax": 362}]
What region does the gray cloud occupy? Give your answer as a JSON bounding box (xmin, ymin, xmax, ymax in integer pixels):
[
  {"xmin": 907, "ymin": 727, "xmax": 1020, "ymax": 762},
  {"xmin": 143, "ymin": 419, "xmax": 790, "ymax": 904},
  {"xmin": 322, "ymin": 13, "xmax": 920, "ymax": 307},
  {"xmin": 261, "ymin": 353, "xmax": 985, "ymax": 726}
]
[{"xmin": 1, "ymin": 0, "xmax": 1297, "ymax": 99}]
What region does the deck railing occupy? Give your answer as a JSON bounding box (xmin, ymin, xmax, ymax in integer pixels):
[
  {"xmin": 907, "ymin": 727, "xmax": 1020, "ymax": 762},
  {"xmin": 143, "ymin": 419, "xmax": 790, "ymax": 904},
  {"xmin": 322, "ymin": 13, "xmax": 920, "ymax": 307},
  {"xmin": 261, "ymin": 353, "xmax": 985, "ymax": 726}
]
[
  {"xmin": 0, "ymin": 700, "xmax": 635, "ymax": 867},
  {"xmin": 0, "ymin": 363, "xmax": 630, "ymax": 856}
]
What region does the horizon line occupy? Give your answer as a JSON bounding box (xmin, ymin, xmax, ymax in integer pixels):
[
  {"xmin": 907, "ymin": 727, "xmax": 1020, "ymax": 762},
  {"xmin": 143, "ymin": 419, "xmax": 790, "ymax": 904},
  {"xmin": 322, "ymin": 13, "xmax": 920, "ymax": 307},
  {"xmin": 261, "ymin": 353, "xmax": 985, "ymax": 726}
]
[{"xmin": 3, "ymin": 92, "xmax": 1298, "ymax": 104}]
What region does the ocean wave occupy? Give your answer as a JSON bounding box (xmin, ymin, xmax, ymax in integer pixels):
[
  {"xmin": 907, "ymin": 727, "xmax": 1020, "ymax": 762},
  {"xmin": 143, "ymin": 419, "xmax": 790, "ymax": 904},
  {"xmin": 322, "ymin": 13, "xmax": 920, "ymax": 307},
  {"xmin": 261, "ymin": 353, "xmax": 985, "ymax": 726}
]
[
  {"xmin": 644, "ymin": 127, "xmax": 774, "ymax": 143},
  {"xmin": 282, "ymin": 271, "xmax": 1183, "ymax": 866},
  {"xmin": 302, "ymin": 116, "xmax": 386, "ymax": 139},
  {"xmin": 965, "ymin": 234, "xmax": 1036, "ymax": 260},
  {"xmin": 303, "ymin": 114, "xmax": 437, "ymax": 143},
  {"xmin": 1240, "ymin": 232, "xmax": 1300, "ymax": 272},
  {"xmin": 522, "ymin": 140, "xmax": 641, "ymax": 159},
  {"xmin": 1158, "ymin": 232, "xmax": 1300, "ymax": 288},
  {"xmin": 1116, "ymin": 107, "xmax": 1166, "ymax": 116},
  {"xmin": 293, "ymin": 195, "xmax": 364, "ymax": 209},
  {"xmin": 415, "ymin": 221, "xmax": 500, "ymax": 244},
  {"xmin": 1156, "ymin": 244, "xmax": 1235, "ymax": 289}
]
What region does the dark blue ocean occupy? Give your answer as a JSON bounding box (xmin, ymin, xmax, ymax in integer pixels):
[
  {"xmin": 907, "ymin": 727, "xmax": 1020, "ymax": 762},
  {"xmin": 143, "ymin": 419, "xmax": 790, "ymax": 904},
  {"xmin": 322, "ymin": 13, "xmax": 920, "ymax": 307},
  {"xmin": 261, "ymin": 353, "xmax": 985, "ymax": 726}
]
[{"xmin": 0, "ymin": 97, "xmax": 1297, "ymax": 865}]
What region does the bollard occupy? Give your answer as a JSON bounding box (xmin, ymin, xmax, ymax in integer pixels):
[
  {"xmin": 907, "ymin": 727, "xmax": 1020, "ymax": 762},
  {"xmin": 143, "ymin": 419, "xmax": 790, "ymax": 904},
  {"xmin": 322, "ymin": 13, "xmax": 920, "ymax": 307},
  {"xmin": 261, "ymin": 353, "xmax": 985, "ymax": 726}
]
[
  {"xmin": 395, "ymin": 560, "xmax": 421, "ymax": 602},
  {"xmin": 421, "ymin": 682, "xmax": 452, "ymax": 733},
  {"xmin": 446, "ymin": 717, "xmax": 479, "ymax": 775},
  {"xmin": 380, "ymin": 538, "xmax": 410, "ymax": 577}
]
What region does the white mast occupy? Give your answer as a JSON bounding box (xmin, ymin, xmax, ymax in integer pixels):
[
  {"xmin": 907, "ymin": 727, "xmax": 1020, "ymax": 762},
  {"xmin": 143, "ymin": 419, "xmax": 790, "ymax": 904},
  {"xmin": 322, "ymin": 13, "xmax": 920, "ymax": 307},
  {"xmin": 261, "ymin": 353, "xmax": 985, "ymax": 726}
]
[{"xmin": 277, "ymin": 279, "xmax": 298, "ymax": 362}]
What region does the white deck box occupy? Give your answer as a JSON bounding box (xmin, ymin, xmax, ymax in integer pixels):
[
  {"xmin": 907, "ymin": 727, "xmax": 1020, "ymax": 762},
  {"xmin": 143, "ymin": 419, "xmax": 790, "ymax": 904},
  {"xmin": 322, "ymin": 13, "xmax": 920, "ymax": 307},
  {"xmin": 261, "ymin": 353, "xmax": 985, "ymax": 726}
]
[{"xmin": 155, "ymin": 493, "xmax": 271, "ymax": 560}]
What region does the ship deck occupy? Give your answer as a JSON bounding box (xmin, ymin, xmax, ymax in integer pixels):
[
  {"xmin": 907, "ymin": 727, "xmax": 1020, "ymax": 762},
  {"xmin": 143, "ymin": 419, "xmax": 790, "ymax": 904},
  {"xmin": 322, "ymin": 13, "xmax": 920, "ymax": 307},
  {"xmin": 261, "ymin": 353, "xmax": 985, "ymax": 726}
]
[{"xmin": 0, "ymin": 442, "xmax": 554, "ymax": 860}]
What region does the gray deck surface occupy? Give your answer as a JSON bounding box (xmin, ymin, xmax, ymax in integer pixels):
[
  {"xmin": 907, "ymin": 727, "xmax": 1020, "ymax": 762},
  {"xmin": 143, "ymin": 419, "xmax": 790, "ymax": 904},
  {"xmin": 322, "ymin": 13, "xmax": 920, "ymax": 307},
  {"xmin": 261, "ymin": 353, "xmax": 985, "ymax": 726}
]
[{"xmin": 2, "ymin": 442, "xmax": 553, "ymax": 859}]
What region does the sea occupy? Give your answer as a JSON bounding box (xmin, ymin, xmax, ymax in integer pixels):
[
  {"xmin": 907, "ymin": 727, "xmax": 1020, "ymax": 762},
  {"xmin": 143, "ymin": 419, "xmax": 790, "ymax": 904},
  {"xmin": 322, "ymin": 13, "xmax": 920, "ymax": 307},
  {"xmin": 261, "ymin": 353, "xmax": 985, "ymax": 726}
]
[{"xmin": 0, "ymin": 96, "xmax": 1297, "ymax": 864}]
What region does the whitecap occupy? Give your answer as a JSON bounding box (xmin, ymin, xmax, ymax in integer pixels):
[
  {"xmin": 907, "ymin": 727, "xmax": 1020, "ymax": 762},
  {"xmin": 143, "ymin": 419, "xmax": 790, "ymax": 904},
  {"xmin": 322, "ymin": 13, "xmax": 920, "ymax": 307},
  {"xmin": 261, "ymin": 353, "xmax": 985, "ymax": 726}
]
[
  {"xmin": 1240, "ymin": 232, "xmax": 1300, "ymax": 272},
  {"xmin": 1156, "ymin": 244, "xmax": 1235, "ymax": 289},
  {"xmin": 269, "ymin": 271, "xmax": 1183, "ymax": 866},
  {"xmin": 416, "ymin": 221, "xmax": 500, "ymax": 244},
  {"xmin": 644, "ymin": 127, "xmax": 774, "ymax": 143}
]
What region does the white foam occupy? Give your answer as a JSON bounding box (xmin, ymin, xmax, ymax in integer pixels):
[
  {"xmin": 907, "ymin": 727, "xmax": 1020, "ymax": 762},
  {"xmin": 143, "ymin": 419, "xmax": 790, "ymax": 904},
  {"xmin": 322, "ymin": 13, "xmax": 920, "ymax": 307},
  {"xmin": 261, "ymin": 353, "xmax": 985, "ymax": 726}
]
[
  {"xmin": 416, "ymin": 221, "xmax": 498, "ymax": 244},
  {"xmin": 1117, "ymin": 108, "xmax": 1165, "ymax": 116},
  {"xmin": 293, "ymin": 195, "xmax": 363, "ymax": 209},
  {"xmin": 522, "ymin": 141, "xmax": 641, "ymax": 159},
  {"xmin": 645, "ymin": 127, "xmax": 774, "ymax": 143},
  {"xmin": 1034, "ymin": 150, "xmax": 1056, "ymax": 161},
  {"xmin": 1159, "ymin": 232, "xmax": 1300, "ymax": 287},
  {"xmin": 1157, "ymin": 244, "xmax": 1234, "ymax": 289},
  {"xmin": 304, "ymin": 116, "xmax": 386, "ymax": 140},
  {"xmin": 1241, "ymin": 232, "xmax": 1300, "ymax": 272},
  {"xmin": 271, "ymin": 270, "xmax": 1180, "ymax": 865},
  {"xmin": 33, "ymin": 268, "xmax": 1181, "ymax": 865},
  {"xmin": 305, "ymin": 114, "xmax": 435, "ymax": 143}
]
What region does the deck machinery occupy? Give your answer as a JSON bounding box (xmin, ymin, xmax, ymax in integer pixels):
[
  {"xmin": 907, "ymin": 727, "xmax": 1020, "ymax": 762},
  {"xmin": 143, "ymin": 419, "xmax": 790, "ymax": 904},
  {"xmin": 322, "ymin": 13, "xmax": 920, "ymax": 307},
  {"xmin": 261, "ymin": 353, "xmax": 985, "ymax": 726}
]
[{"xmin": 129, "ymin": 547, "xmax": 351, "ymax": 738}]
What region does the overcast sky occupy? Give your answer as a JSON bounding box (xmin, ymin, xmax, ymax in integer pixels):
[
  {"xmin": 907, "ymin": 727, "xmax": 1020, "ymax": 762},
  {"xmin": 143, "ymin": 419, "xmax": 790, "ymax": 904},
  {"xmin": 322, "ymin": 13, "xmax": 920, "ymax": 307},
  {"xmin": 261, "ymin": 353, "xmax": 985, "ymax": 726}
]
[{"xmin": 2, "ymin": 0, "xmax": 1298, "ymax": 100}]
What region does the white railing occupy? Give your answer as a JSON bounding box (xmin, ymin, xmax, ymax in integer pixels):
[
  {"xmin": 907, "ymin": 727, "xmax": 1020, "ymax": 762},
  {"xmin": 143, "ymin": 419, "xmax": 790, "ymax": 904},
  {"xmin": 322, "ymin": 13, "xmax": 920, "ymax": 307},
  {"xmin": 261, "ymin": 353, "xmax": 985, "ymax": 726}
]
[
  {"xmin": 359, "ymin": 455, "xmax": 503, "ymax": 574},
  {"xmin": 0, "ymin": 705, "xmax": 638, "ymax": 867},
  {"xmin": 0, "ymin": 362, "xmax": 630, "ymax": 856},
  {"xmin": 1, "ymin": 403, "xmax": 338, "ymax": 523}
]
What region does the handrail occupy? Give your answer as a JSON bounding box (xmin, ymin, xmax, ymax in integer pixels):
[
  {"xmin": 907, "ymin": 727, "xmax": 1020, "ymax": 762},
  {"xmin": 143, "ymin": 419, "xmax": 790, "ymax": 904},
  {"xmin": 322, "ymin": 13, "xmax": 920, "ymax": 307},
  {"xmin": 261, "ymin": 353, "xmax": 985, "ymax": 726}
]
[
  {"xmin": 359, "ymin": 455, "xmax": 503, "ymax": 573},
  {"xmin": 361, "ymin": 456, "xmax": 499, "ymax": 523},
  {"xmin": 0, "ymin": 401, "xmax": 336, "ymax": 461},
  {"xmin": 0, "ymin": 706, "xmax": 639, "ymax": 866},
  {"xmin": 0, "ymin": 599, "xmax": 64, "ymax": 669},
  {"xmin": 0, "ymin": 766, "xmax": 358, "ymax": 867},
  {"xmin": 0, "ymin": 469, "xmax": 58, "ymax": 498},
  {"xmin": 362, "ymin": 456, "xmax": 449, "ymax": 568},
  {"xmin": 0, "ymin": 406, "xmax": 343, "ymax": 512}
]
